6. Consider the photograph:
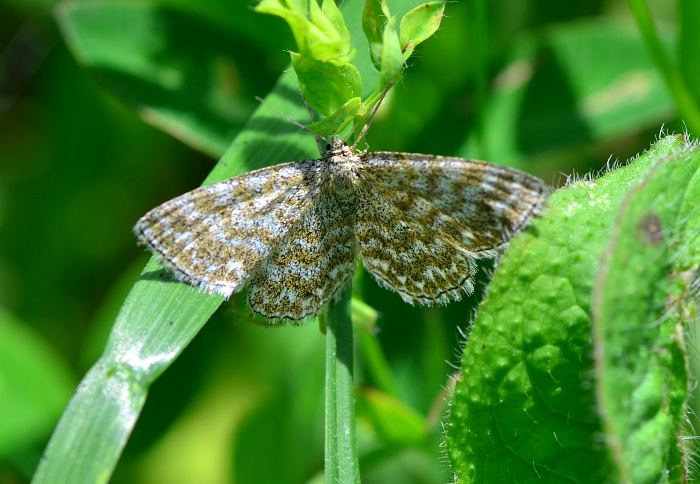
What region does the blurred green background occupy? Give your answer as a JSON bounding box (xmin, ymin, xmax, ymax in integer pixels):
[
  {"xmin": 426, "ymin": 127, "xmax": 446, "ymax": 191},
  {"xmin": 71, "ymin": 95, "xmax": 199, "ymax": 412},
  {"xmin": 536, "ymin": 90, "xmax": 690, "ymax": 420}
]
[{"xmin": 0, "ymin": 0, "xmax": 692, "ymax": 482}]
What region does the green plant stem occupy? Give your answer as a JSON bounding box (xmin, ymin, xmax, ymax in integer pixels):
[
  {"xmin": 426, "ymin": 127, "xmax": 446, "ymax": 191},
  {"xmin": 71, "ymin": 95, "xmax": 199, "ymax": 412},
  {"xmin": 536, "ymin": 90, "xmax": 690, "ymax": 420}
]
[
  {"xmin": 678, "ymin": 0, "xmax": 700, "ymax": 104},
  {"xmin": 471, "ymin": 0, "xmax": 488, "ymax": 159},
  {"xmin": 626, "ymin": 0, "xmax": 700, "ymax": 134},
  {"xmin": 325, "ymin": 282, "xmax": 360, "ymax": 484}
]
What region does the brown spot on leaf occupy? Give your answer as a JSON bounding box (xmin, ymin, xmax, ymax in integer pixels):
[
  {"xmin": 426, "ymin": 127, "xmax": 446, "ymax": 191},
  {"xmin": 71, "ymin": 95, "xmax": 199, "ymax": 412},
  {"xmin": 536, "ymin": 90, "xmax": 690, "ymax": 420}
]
[{"xmin": 637, "ymin": 211, "xmax": 664, "ymax": 246}]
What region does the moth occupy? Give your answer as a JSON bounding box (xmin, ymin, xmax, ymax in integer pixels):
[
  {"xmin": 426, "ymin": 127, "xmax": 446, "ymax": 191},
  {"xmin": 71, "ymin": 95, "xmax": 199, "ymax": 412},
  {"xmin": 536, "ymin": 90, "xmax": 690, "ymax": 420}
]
[{"xmin": 134, "ymin": 134, "xmax": 548, "ymax": 321}]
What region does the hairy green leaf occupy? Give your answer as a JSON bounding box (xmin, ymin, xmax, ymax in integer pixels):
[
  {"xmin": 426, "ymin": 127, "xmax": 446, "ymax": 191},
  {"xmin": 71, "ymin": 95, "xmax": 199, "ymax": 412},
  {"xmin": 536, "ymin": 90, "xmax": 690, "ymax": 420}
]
[
  {"xmin": 593, "ymin": 140, "xmax": 700, "ymax": 483},
  {"xmin": 447, "ymin": 135, "xmax": 689, "ymax": 483}
]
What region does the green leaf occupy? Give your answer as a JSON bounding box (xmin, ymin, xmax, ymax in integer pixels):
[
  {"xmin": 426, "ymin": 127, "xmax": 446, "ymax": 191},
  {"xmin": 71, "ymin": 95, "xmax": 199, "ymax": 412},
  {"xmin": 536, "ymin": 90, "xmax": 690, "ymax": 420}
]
[
  {"xmin": 255, "ymin": 0, "xmax": 311, "ymax": 42},
  {"xmin": 306, "ymin": 96, "xmax": 364, "ymax": 136},
  {"xmin": 379, "ymin": 15, "xmax": 403, "ymax": 89},
  {"xmin": 362, "ymin": 0, "xmax": 389, "ymax": 69},
  {"xmin": 307, "ymin": 0, "xmax": 355, "ymax": 65},
  {"xmin": 0, "ymin": 308, "xmax": 74, "ymax": 458},
  {"xmin": 320, "ymin": 0, "xmax": 353, "ymax": 52},
  {"xmin": 399, "ymin": 2, "xmax": 445, "ymax": 61},
  {"xmin": 32, "ymin": 260, "xmax": 223, "ymax": 484},
  {"xmin": 256, "ymin": 0, "xmax": 355, "ymax": 66},
  {"xmin": 260, "ymin": 0, "xmax": 443, "ymax": 137},
  {"xmin": 258, "ymin": 0, "xmax": 363, "ymax": 122},
  {"xmin": 363, "ymin": 1, "xmax": 443, "ymax": 87},
  {"xmin": 290, "ymin": 52, "xmax": 362, "ymax": 117},
  {"xmin": 446, "ymin": 135, "xmax": 689, "ymax": 483},
  {"xmin": 56, "ymin": 3, "xmax": 269, "ymax": 158},
  {"xmin": 593, "ymin": 142, "xmax": 700, "ymax": 483}
]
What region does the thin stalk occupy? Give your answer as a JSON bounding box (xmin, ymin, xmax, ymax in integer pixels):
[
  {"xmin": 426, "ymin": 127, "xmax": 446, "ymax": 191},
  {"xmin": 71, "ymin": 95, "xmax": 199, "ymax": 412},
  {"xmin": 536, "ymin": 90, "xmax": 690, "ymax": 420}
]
[
  {"xmin": 324, "ymin": 282, "xmax": 360, "ymax": 484},
  {"xmin": 472, "ymin": 0, "xmax": 489, "ymax": 159},
  {"xmin": 626, "ymin": 0, "xmax": 700, "ymax": 134}
]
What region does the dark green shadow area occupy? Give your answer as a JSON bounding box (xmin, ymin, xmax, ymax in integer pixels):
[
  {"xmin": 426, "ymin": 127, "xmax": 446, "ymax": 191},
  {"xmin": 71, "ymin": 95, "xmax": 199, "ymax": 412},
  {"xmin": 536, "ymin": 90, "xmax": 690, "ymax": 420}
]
[
  {"xmin": 516, "ymin": 42, "xmax": 592, "ymax": 155},
  {"xmin": 58, "ymin": 3, "xmax": 284, "ymax": 157}
]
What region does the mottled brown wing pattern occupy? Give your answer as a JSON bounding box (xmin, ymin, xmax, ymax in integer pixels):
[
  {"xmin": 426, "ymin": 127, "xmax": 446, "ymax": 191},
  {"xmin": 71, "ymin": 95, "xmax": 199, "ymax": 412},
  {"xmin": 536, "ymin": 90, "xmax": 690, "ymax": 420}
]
[
  {"xmin": 355, "ymin": 152, "xmax": 548, "ymax": 305},
  {"xmin": 246, "ymin": 185, "xmax": 357, "ymax": 320},
  {"xmin": 133, "ymin": 161, "xmax": 319, "ymax": 298}
]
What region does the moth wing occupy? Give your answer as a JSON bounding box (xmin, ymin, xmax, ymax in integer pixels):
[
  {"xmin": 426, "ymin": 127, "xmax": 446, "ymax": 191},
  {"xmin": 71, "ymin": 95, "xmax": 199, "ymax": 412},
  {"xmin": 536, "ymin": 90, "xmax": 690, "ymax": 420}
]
[
  {"xmin": 355, "ymin": 152, "xmax": 548, "ymax": 305},
  {"xmin": 134, "ymin": 160, "xmax": 319, "ymax": 298},
  {"xmin": 247, "ymin": 187, "xmax": 357, "ymax": 321}
]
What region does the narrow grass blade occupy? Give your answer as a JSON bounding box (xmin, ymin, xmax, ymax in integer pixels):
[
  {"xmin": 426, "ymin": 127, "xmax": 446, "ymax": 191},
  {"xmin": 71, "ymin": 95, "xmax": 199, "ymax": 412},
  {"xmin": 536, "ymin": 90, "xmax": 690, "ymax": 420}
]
[
  {"xmin": 325, "ymin": 283, "xmax": 360, "ymax": 484},
  {"xmin": 626, "ymin": 0, "xmax": 700, "ymax": 133}
]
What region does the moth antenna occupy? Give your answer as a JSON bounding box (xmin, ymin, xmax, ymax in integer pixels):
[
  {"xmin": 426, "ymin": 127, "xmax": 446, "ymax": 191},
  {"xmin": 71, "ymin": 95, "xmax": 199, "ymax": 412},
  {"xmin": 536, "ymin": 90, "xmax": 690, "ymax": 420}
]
[
  {"xmin": 255, "ymin": 96, "xmax": 328, "ymax": 153},
  {"xmin": 348, "ymin": 80, "xmax": 393, "ymax": 151},
  {"xmin": 299, "ymin": 91, "xmax": 325, "ymax": 153}
]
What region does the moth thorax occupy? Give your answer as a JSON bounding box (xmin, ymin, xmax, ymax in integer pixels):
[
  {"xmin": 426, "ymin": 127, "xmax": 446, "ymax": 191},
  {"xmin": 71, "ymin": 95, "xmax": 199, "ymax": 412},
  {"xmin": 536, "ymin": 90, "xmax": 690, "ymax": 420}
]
[{"xmin": 326, "ymin": 136, "xmax": 350, "ymax": 155}]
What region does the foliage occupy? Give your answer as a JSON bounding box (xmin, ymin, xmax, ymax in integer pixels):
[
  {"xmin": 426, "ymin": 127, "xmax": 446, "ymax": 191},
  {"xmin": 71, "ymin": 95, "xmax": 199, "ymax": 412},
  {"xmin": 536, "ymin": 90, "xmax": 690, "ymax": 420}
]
[
  {"xmin": 0, "ymin": 0, "xmax": 698, "ymax": 483},
  {"xmin": 447, "ymin": 134, "xmax": 700, "ymax": 483}
]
